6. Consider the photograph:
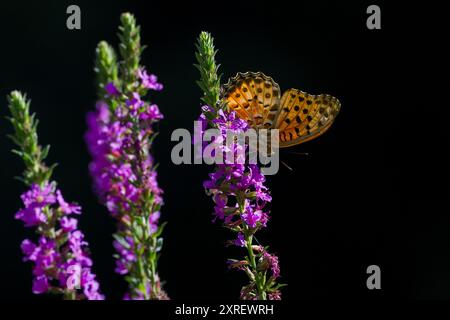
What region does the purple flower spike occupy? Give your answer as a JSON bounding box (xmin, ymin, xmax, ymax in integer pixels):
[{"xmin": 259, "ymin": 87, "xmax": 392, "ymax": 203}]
[
  {"xmin": 8, "ymin": 90, "xmax": 104, "ymax": 300},
  {"xmin": 201, "ymin": 107, "xmax": 282, "ymax": 300},
  {"xmin": 86, "ymin": 67, "xmax": 166, "ymax": 300},
  {"xmin": 15, "ymin": 183, "xmax": 104, "ymax": 300}
]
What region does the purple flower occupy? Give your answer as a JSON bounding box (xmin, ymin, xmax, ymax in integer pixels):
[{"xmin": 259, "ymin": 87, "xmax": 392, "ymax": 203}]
[
  {"xmin": 60, "ymin": 216, "xmax": 78, "ymax": 232},
  {"xmin": 126, "ymin": 92, "xmax": 145, "ymax": 111},
  {"xmin": 113, "ymin": 236, "xmax": 136, "ymax": 275},
  {"xmin": 15, "ymin": 181, "xmax": 103, "ymax": 299},
  {"xmin": 105, "ymin": 82, "xmax": 120, "ymax": 96},
  {"xmin": 235, "ymin": 233, "xmax": 246, "ymax": 247},
  {"xmin": 138, "ymin": 68, "xmax": 163, "ymax": 91},
  {"xmin": 86, "ymin": 74, "xmax": 165, "ymax": 300},
  {"xmin": 78, "ymin": 268, "xmax": 103, "ymax": 300},
  {"xmin": 149, "ymin": 211, "xmax": 161, "ymax": 234},
  {"xmin": 201, "ymin": 107, "xmax": 281, "ymax": 299},
  {"xmin": 213, "ymin": 193, "xmax": 228, "ymax": 208},
  {"xmin": 15, "ymin": 206, "xmax": 47, "ymax": 227},
  {"xmin": 241, "ymin": 205, "xmax": 262, "ymax": 228},
  {"xmin": 268, "ymin": 291, "xmax": 281, "ymax": 300},
  {"xmin": 84, "ymin": 279, "xmax": 102, "ymax": 300},
  {"xmin": 57, "ymin": 190, "xmax": 81, "ymax": 214},
  {"xmin": 32, "ymin": 275, "xmax": 49, "ymax": 294},
  {"xmin": 139, "ymin": 104, "xmax": 163, "ymax": 121},
  {"xmin": 20, "ymin": 182, "xmax": 56, "ymax": 208},
  {"xmin": 213, "ymin": 109, "xmax": 249, "ymax": 133},
  {"xmin": 262, "ymin": 251, "xmax": 280, "ymax": 279},
  {"xmin": 21, "ymin": 239, "xmax": 37, "ymax": 261},
  {"xmin": 115, "ymin": 260, "xmax": 130, "ymax": 275}
]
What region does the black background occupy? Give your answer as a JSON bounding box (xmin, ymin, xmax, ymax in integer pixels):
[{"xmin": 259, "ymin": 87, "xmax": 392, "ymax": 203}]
[{"xmin": 0, "ymin": 0, "xmax": 448, "ymax": 303}]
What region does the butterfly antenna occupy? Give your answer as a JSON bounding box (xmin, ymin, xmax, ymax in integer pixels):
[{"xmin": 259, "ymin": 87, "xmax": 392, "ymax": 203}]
[
  {"xmin": 288, "ymin": 152, "xmax": 310, "ymax": 156},
  {"xmin": 281, "ymin": 160, "xmax": 293, "ymax": 171},
  {"xmin": 253, "ymin": 236, "xmax": 263, "ymax": 247}
]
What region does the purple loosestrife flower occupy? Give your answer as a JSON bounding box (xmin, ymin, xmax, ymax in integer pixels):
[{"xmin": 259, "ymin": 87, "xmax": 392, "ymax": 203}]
[
  {"xmin": 86, "ymin": 13, "xmax": 168, "ymax": 300},
  {"xmin": 86, "ymin": 86, "xmax": 166, "ymax": 298},
  {"xmin": 17, "ymin": 183, "xmax": 104, "ymax": 300},
  {"xmin": 8, "ymin": 91, "xmax": 103, "ymax": 300},
  {"xmin": 235, "ymin": 233, "xmax": 246, "ymax": 247},
  {"xmin": 202, "ymin": 110, "xmax": 270, "ymax": 231},
  {"xmin": 138, "ymin": 68, "xmax": 163, "ymax": 91},
  {"xmin": 201, "ymin": 108, "xmax": 283, "ymax": 300},
  {"xmin": 195, "ymin": 31, "xmax": 284, "ymax": 300},
  {"xmin": 105, "ymin": 82, "xmax": 120, "ymax": 96}
]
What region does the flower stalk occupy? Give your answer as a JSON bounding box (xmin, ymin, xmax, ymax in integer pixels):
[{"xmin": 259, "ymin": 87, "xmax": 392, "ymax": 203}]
[
  {"xmin": 86, "ymin": 13, "xmax": 167, "ymax": 300},
  {"xmin": 195, "ymin": 32, "xmax": 284, "ymax": 300},
  {"xmin": 7, "ymin": 91, "xmax": 104, "ymax": 300}
]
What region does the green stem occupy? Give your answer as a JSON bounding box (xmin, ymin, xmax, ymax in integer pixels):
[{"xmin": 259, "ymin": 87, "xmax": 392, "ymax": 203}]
[
  {"xmin": 244, "ymin": 231, "xmax": 266, "ymax": 300},
  {"xmin": 137, "ymin": 252, "xmax": 150, "ymax": 300},
  {"xmin": 149, "ymin": 246, "xmax": 159, "ymax": 299},
  {"xmin": 238, "ymin": 195, "xmax": 266, "ymax": 300}
]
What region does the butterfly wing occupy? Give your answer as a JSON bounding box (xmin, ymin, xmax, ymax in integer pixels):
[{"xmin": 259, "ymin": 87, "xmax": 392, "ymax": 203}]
[
  {"xmin": 274, "ymin": 89, "xmax": 341, "ymax": 148},
  {"xmin": 221, "ymin": 72, "xmax": 281, "ymax": 129}
]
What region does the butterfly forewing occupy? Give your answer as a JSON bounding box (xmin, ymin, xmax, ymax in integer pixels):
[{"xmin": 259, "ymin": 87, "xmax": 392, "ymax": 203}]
[{"xmin": 221, "ymin": 72, "xmax": 281, "ymax": 129}]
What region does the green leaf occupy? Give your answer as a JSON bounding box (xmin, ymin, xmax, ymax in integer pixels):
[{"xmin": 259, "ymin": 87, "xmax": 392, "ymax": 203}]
[
  {"xmin": 153, "ymin": 221, "xmax": 167, "ymax": 238},
  {"xmin": 155, "ymin": 237, "xmax": 163, "ymax": 252},
  {"xmin": 113, "ymin": 233, "xmax": 131, "ymax": 250}
]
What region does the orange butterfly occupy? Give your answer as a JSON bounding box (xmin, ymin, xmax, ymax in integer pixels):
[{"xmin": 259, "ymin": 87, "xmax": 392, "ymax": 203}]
[{"xmin": 221, "ymin": 72, "xmax": 341, "ymax": 148}]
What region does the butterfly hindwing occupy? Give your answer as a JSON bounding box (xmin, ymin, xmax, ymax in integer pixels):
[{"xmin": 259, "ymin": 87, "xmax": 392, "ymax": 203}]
[
  {"xmin": 275, "ymin": 89, "xmax": 341, "ymax": 147},
  {"xmin": 221, "ymin": 72, "xmax": 281, "ymax": 129}
]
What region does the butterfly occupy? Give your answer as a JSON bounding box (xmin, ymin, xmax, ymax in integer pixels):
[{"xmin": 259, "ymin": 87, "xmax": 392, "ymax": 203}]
[{"xmin": 220, "ymin": 72, "xmax": 341, "ymax": 148}]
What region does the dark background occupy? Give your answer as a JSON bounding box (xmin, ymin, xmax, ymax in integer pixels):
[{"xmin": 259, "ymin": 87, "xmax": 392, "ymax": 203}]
[{"xmin": 0, "ymin": 0, "xmax": 448, "ymax": 302}]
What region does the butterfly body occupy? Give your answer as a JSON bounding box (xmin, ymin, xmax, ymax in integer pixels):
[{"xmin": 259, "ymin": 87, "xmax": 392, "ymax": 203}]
[{"xmin": 221, "ymin": 72, "xmax": 341, "ymax": 148}]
